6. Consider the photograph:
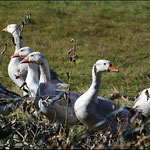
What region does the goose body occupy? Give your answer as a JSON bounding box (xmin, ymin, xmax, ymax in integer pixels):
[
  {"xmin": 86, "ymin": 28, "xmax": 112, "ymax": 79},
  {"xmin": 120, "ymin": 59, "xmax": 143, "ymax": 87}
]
[
  {"xmin": 74, "ymin": 60, "xmax": 134, "ymax": 133},
  {"xmin": 133, "ymin": 88, "xmax": 150, "ymax": 119},
  {"xmin": 20, "ymin": 52, "xmax": 80, "ymax": 126}
]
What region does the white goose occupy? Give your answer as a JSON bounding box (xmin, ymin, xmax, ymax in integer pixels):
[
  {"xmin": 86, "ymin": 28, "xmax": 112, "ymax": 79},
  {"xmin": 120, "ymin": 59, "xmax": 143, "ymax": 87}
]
[
  {"xmin": 12, "ymin": 47, "xmax": 68, "ymax": 89},
  {"xmin": 74, "ymin": 60, "xmax": 135, "ymax": 134},
  {"xmin": 12, "ymin": 47, "xmax": 40, "ymax": 97},
  {"xmin": 133, "ymin": 88, "xmax": 150, "ymax": 120},
  {"xmin": 3, "ymin": 24, "xmax": 68, "ymax": 91},
  {"xmin": 3, "ymin": 24, "xmax": 28, "ymax": 93},
  {"xmin": 20, "ymin": 52, "xmax": 80, "ymax": 126}
]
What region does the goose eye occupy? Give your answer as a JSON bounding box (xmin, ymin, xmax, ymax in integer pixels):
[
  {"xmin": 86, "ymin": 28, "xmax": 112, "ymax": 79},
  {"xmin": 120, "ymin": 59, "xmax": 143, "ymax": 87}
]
[
  {"xmin": 31, "ymin": 55, "xmax": 34, "ymax": 57},
  {"xmin": 104, "ymin": 63, "xmax": 106, "ymax": 65}
]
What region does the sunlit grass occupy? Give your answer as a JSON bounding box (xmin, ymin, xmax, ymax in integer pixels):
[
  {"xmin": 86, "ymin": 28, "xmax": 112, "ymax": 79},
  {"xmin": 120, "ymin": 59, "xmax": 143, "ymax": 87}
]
[{"xmin": 0, "ymin": 1, "xmax": 150, "ymax": 103}]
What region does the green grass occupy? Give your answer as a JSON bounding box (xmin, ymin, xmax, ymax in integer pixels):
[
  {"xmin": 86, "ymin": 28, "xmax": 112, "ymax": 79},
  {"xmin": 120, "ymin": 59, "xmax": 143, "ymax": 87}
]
[{"xmin": 0, "ymin": 1, "xmax": 150, "ymax": 101}]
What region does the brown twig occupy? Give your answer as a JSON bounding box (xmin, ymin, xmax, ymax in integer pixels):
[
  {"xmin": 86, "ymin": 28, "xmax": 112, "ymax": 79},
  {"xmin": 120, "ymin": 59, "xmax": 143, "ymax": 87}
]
[{"xmin": 0, "ymin": 43, "xmax": 7, "ymax": 55}]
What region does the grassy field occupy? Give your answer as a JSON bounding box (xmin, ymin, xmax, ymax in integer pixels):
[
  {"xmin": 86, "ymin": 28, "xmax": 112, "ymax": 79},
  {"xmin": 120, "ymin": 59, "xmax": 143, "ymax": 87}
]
[
  {"xmin": 1, "ymin": 1, "xmax": 150, "ymax": 101},
  {"xmin": 1, "ymin": 1, "xmax": 150, "ymax": 148}
]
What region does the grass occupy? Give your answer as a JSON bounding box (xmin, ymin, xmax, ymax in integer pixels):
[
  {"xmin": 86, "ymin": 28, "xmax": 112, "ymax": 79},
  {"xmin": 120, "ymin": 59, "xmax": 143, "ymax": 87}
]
[
  {"xmin": 0, "ymin": 1, "xmax": 150, "ymax": 100},
  {"xmin": 1, "ymin": 1, "xmax": 150, "ymax": 148}
]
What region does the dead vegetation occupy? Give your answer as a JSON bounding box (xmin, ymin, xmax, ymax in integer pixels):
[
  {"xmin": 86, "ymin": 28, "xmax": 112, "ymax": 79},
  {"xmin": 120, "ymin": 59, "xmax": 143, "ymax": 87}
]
[{"xmin": 0, "ymin": 106, "xmax": 150, "ymax": 149}]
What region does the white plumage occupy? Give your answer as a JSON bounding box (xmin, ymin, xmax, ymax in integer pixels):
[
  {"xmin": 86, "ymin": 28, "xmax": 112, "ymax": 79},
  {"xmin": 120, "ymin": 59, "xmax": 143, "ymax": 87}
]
[
  {"xmin": 3, "ymin": 24, "xmax": 28, "ymax": 94},
  {"xmin": 74, "ymin": 60, "xmax": 135, "ymax": 134},
  {"xmin": 133, "ymin": 88, "xmax": 150, "ymax": 119}
]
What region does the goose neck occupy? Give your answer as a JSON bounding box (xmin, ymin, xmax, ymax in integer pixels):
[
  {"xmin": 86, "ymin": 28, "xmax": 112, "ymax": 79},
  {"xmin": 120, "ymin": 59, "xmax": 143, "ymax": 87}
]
[
  {"xmin": 39, "ymin": 60, "xmax": 51, "ymax": 84},
  {"xmin": 88, "ymin": 66, "xmax": 102, "ymax": 98},
  {"xmin": 12, "ymin": 30, "xmax": 24, "ymax": 53},
  {"xmin": 26, "ymin": 63, "xmax": 40, "ymax": 98}
]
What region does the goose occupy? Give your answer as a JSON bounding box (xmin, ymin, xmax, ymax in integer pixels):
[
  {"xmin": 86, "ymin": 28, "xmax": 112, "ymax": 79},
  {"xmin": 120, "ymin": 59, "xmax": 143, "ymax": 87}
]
[
  {"xmin": 3, "ymin": 24, "xmax": 28, "ymax": 94},
  {"xmin": 74, "ymin": 60, "xmax": 136, "ymax": 134},
  {"xmin": 3, "ymin": 24, "xmax": 68, "ymax": 93},
  {"xmin": 12, "ymin": 47, "xmax": 68, "ymax": 89},
  {"xmin": 12, "ymin": 47, "xmax": 55, "ymax": 93},
  {"xmin": 20, "ymin": 52, "xmax": 80, "ymax": 126},
  {"xmin": 12, "ymin": 46, "xmax": 40, "ymax": 97},
  {"xmin": 133, "ymin": 88, "xmax": 150, "ymax": 120}
]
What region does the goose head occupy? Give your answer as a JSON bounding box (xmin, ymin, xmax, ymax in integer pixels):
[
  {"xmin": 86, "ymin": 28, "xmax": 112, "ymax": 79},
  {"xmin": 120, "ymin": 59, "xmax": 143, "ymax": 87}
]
[
  {"xmin": 20, "ymin": 52, "xmax": 46, "ymax": 65},
  {"xmin": 93, "ymin": 60, "xmax": 119, "ymax": 74},
  {"xmin": 3, "ymin": 24, "xmax": 19, "ymax": 35},
  {"xmin": 12, "ymin": 47, "xmax": 33, "ymax": 58}
]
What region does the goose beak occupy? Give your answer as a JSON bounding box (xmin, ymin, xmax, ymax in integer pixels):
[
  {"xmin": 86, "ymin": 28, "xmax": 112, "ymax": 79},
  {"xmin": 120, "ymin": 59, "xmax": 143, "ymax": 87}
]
[
  {"xmin": 3, "ymin": 27, "xmax": 8, "ymax": 32},
  {"xmin": 11, "ymin": 52, "xmax": 19, "ymax": 58},
  {"xmin": 108, "ymin": 64, "xmax": 119, "ymax": 72},
  {"xmin": 20, "ymin": 56, "xmax": 29, "ymax": 63}
]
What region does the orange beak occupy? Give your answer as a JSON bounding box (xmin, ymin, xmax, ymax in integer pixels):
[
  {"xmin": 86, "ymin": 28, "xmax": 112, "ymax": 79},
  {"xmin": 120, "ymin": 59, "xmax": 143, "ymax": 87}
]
[
  {"xmin": 108, "ymin": 64, "xmax": 119, "ymax": 72},
  {"xmin": 20, "ymin": 56, "xmax": 29, "ymax": 63},
  {"xmin": 3, "ymin": 26, "xmax": 8, "ymax": 32},
  {"xmin": 11, "ymin": 52, "xmax": 19, "ymax": 58}
]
